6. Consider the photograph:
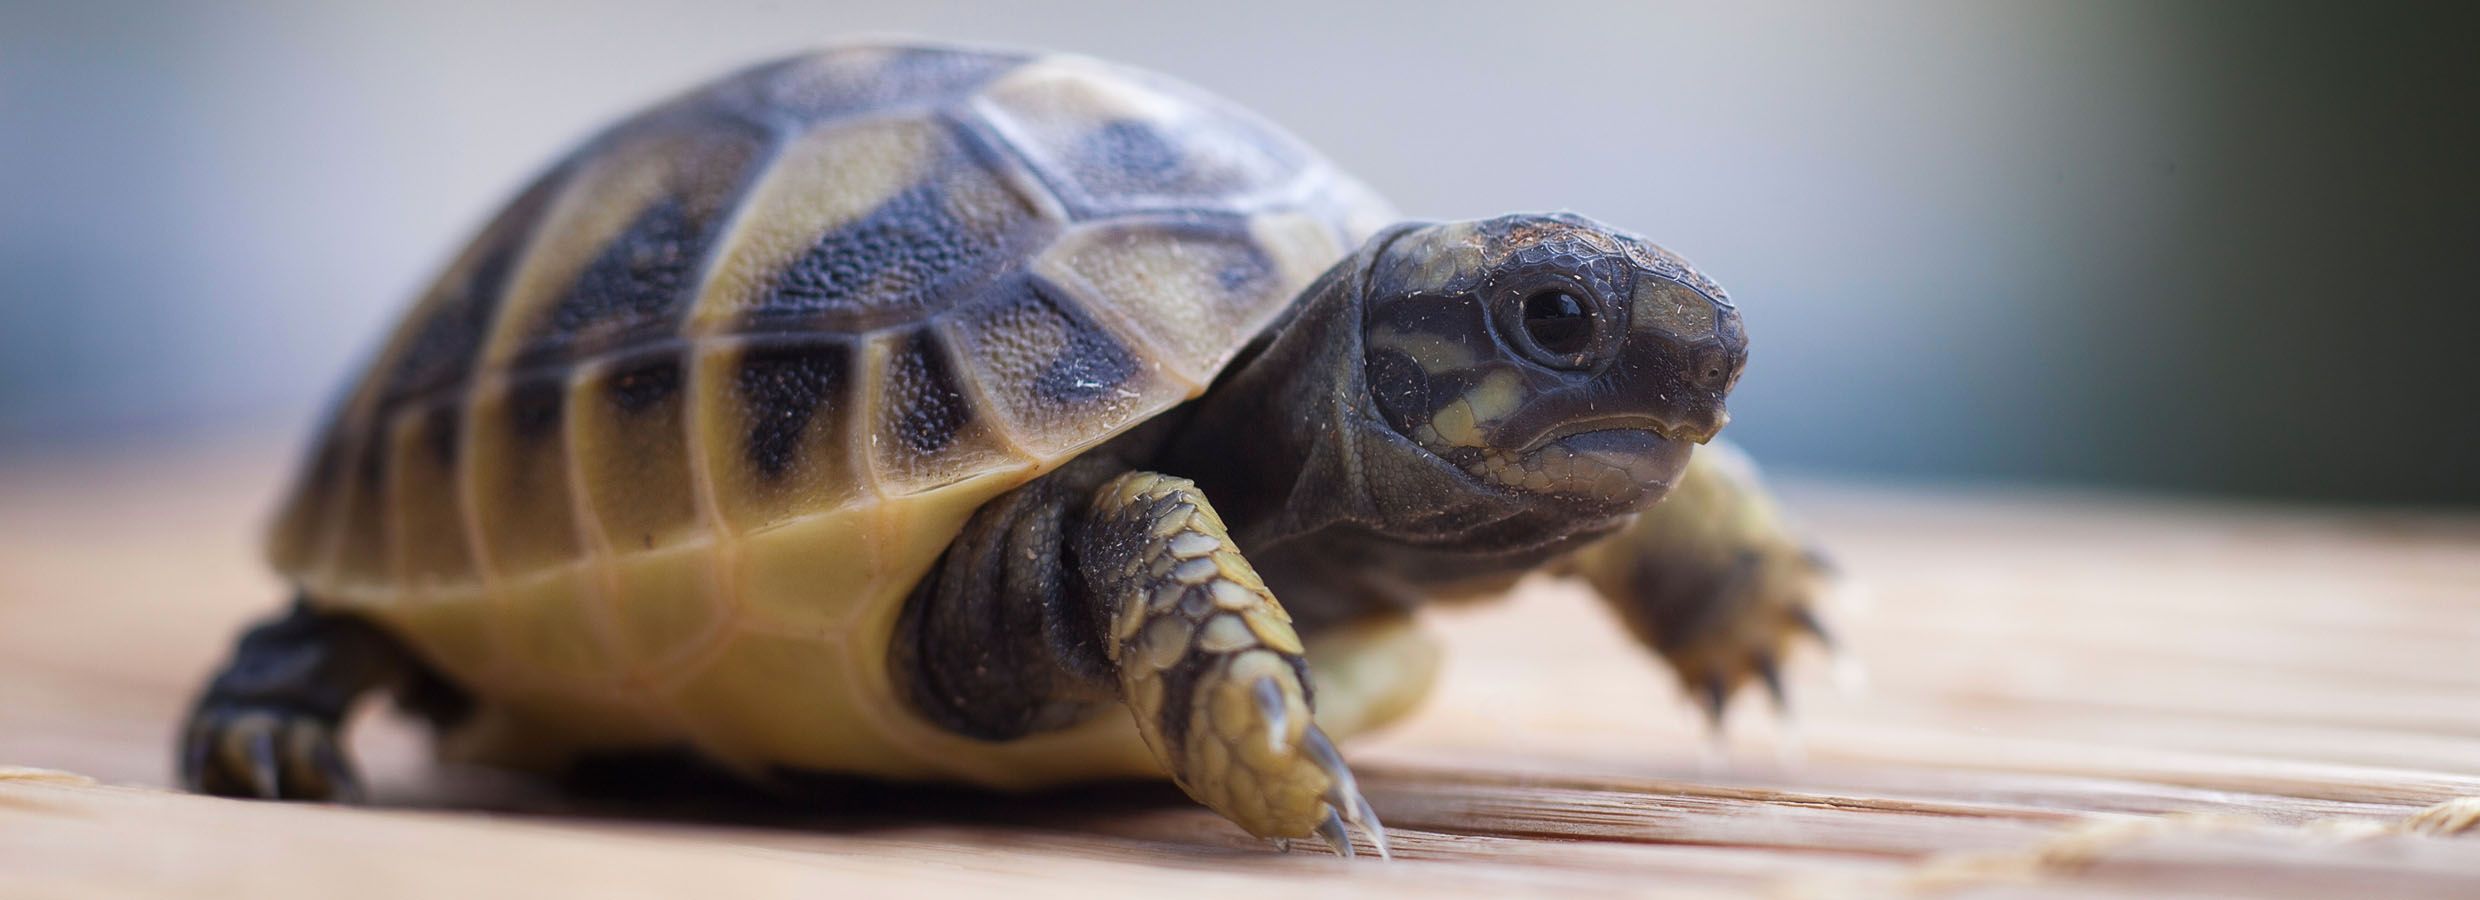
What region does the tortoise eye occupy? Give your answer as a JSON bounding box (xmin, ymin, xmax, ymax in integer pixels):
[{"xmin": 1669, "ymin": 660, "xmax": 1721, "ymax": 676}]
[{"xmin": 1514, "ymin": 289, "xmax": 1596, "ymax": 366}]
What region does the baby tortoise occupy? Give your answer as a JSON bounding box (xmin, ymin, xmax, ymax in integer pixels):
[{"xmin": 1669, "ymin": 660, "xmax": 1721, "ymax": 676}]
[{"xmin": 182, "ymin": 43, "xmax": 1833, "ymax": 856}]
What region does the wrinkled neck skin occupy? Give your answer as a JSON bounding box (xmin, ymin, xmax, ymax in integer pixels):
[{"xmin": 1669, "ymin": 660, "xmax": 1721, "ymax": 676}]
[{"xmin": 1154, "ymin": 238, "xmax": 1647, "ymax": 628}]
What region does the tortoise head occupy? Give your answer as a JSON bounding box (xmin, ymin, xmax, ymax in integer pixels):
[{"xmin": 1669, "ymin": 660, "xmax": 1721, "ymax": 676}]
[{"xmin": 1358, "ymin": 212, "xmax": 1748, "ymax": 521}]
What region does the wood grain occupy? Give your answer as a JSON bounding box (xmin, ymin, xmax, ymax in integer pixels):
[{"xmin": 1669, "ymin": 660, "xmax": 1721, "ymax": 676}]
[{"xmin": 3, "ymin": 437, "xmax": 2476, "ymax": 898}]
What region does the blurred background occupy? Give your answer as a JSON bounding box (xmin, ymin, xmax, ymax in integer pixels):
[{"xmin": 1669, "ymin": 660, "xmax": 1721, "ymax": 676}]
[{"xmin": 3, "ymin": 0, "xmax": 2475, "ymax": 505}]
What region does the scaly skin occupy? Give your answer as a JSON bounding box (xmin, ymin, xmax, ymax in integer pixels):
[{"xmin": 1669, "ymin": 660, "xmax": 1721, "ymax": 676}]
[
  {"xmin": 1562, "ymin": 442, "xmax": 1834, "ymax": 720},
  {"xmin": 1078, "ymin": 472, "xmax": 1386, "ymax": 854}
]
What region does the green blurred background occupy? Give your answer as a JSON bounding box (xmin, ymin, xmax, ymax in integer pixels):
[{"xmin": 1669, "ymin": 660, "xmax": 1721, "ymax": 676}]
[{"xmin": 4, "ymin": 0, "xmax": 2475, "ymax": 504}]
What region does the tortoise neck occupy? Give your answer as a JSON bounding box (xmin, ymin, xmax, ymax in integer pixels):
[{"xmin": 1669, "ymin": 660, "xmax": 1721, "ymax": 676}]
[
  {"xmin": 1157, "ymin": 238, "xmax": 1540, "ymax": 554},
  {"xmin": 1154, "ymin": 252, "xmax": 1371, "ymax": 549}
]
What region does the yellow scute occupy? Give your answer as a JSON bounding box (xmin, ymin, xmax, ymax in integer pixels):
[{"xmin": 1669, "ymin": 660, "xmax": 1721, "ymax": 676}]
[
  {"xmin": 661, "ymin": 626, "xmax": 927, "ymax": 776},
  {"xmin": 605, "ymin": 540, "xmax": 728, "ymax": 678},
  {"xmin": 489, "ymin": 566, "xmax": 623, "ymax": 688},
  {"xmin": 365, "ymin": 591, "xmax": 502, "ymax": 691}
]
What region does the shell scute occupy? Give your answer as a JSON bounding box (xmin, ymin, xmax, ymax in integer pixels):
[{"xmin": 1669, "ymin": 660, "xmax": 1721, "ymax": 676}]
[
  {"xmin": 463, "ymin": 374, "xmax": 584, "ymax": 578},
  {"xmin": 972, "ymin": 56, "xmax": 1311, "ymax": 219},
  {"xmin": 939, "ymin": 273, "xmax": 1182, "ymax": 458},
  {"xmin": 1034, "ymin": 217, "xmax": 1308, "ymax": 386},
  {"xmin": 868, "ymin": 328, "xmax": 1029, "ymax": 495},
  {"xmin": 388, "ymin": 403, "xmax": 479, "ymax": 589},
  {"xmin": 706, "ymin": 45, "xmax": 1029, "ymax": 129},
  {"xmin": 499, "ymin": 118, "xmax": 770, "ymax": 371},
  {"xmin": 701, "ymin": 337, "xmax": 864, "ymax": 534},
  {"xmin": 571, "ymin": 348, "xmax": 701, "ymax": 552},
  {"xmin": 689, "ymin": 114, "xmax": 1058, "ymax": 336}
]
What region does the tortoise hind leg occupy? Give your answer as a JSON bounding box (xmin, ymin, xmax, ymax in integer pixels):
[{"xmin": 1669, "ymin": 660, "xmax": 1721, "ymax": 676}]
[{"xmin": 180, "ymin": 599, "xmax": 451, "ymax": 801}]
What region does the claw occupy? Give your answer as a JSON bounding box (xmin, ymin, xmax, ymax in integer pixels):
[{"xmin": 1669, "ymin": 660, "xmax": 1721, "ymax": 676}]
[
  {"xmin": 1752, "ymin": 651, "xmax": 1789, "ymax": 714},
  {"xmin": 1696, "ymin": 676, "xmax": 1729, "ymax": 729},
  {"xmin": 1295, "ymin": 725, "xmax": 1394, "ymax": 859},
  {"xmin": 289, "ymin": 720, "xmax": 360, "ymax": 803},
  {"xmin": 184, "ymin": 708, "xmax": 357, "ymax": 802},
  {"xmin": 1300, "ymin": 726, "xmax": 1356, "ymax": 807},
  {"xmin": 1271, "ymin": 838, "xmax": 1292, "ymax": 854},
  {"xmin": 1315, "ymin": 807, "xmax": 1355, "ymax": 858},
  {"xmin": 1693, "ymin": 674, "xmax": 1732, "ymax": 775},
  {"xmin": 1789, "ymin": 605, "xmax": 1833, "ymax": 650},
  {"xmin": 309, "ymin": 733, "xmax": 360, "ymax": 803},
  {"xmin": 1347, "ymin": 793, "xmax": 1392, "ymax": 860},
  {"xmin": 1251, "ymin": 677, "xmax": 1290, "ymax": 758},
  {"xmin": 238, "ymin": 720, "xmax": 283, "ymax": 799},
  {"xmin": 1300, "ymin": 726, "xmax": 1391, "ymax": 859}
]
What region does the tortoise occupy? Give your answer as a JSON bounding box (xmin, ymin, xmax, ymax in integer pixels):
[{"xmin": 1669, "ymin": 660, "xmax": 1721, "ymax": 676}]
[{"xmin": 181, "ymin": 42, "xmax": 1832, "ymax": 856}]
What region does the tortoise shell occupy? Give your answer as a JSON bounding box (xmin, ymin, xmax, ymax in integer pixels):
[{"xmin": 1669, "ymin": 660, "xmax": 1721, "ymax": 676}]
[{"xmin": 265, "ymin": 44, "xmax": 1394, "ymax": 784}]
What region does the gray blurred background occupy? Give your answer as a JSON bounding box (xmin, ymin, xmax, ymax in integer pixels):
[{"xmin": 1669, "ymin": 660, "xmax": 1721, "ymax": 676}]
[{"xmin": 4, "ymin": 0, "xmax": 2475, "ymax": 505}]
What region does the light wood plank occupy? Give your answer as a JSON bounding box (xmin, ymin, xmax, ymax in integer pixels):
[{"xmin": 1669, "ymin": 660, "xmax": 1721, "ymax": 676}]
[{"xmin": 2, "ymin": 439, "xmax": 2475, "ymax": 897}]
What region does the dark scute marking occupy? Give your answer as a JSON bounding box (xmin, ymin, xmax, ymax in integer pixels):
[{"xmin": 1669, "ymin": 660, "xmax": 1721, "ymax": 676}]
[
  {"xmin": 1085, "ymin": 120, "xmax": 1184, "ymax": 183},
  {"xmin": 1033, "ymin": 339, "xmax": 1138, "ymax": 405},
  {"xmin": 727, "ymin": 47, "xmax": 1026, "ymax": 127},
  {"xmin": 352, "ymin": 432, "xmax": 386, "ymax": 491},
  {"xmin": 506, "ymin": 379, "xmax": 566, "ymax": 442},
  {"xmin": 384, "ymin": 238, "xmax": 521, "ymax": 406},
  {"xmin": 1215, "ymin": 262, "xmax": 1261, "ymax": 292},
  {"xmin": 735, "ymin": 343, "xmax": 850, "ymax": 479},
  {"xmin": 379, "ymin": 174, "xmax": 561, "ymax": 409},
  {"xmin": 604, "ymin": 354, "xmax": 682, "ymax": 415},
  {"xmin": 887, "ymin": 331, "xmax": 971, "ymax": 456},
  {"xmin": 761, "ymin": 182, "xmax": 1005, "ymax": 325},
  {"xmin": 422, "ymin": 405, "xmax": 461, "ymax": 466},
  {"xmin": 1012, "ymin": 280, "xmax": 1138, "ymax": 405},
  {"xmin": 1049, "ymin": 111, "xmax": 1302, "ymax": 216},
  {"xmin": 1212, "ymin": 239, "xmax": 1274, "ymax": 295},
  {"xmin": 523, "ymin": 198, "xmax": 706, "ymax": 364}
]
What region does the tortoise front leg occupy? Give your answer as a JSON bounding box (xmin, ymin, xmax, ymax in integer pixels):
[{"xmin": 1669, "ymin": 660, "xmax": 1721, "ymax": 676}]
[
  {"xmin": 1561, "ymin": 441, "xmax": 1835, "ymax": 724},
  {"xmin": 1077, "ymin": 472, "xmax": 1389, "ymax": 857},
  {"xmin": 894, "ymin": 464, "xmax": 1388, "ymax": 855}
]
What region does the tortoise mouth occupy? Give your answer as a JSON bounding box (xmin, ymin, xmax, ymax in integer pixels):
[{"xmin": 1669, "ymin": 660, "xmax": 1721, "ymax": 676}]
[
  {"xmin": 1528, "ymin": 427, "xmax": 1690, "ymax": 504},
  {"xmin": 1516, "ymin": 414, "xmax": 1676, "ymax": 455},
  {"xmin": 1449, "ymin": 426, "xmax": 1689, "ymax": 513}
]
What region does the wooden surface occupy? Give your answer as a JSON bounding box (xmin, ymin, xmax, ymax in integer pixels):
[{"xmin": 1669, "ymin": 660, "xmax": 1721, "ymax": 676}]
[{"xmin": 3, "ymin": 437, "xmax": 2477, "ymax": 898}]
